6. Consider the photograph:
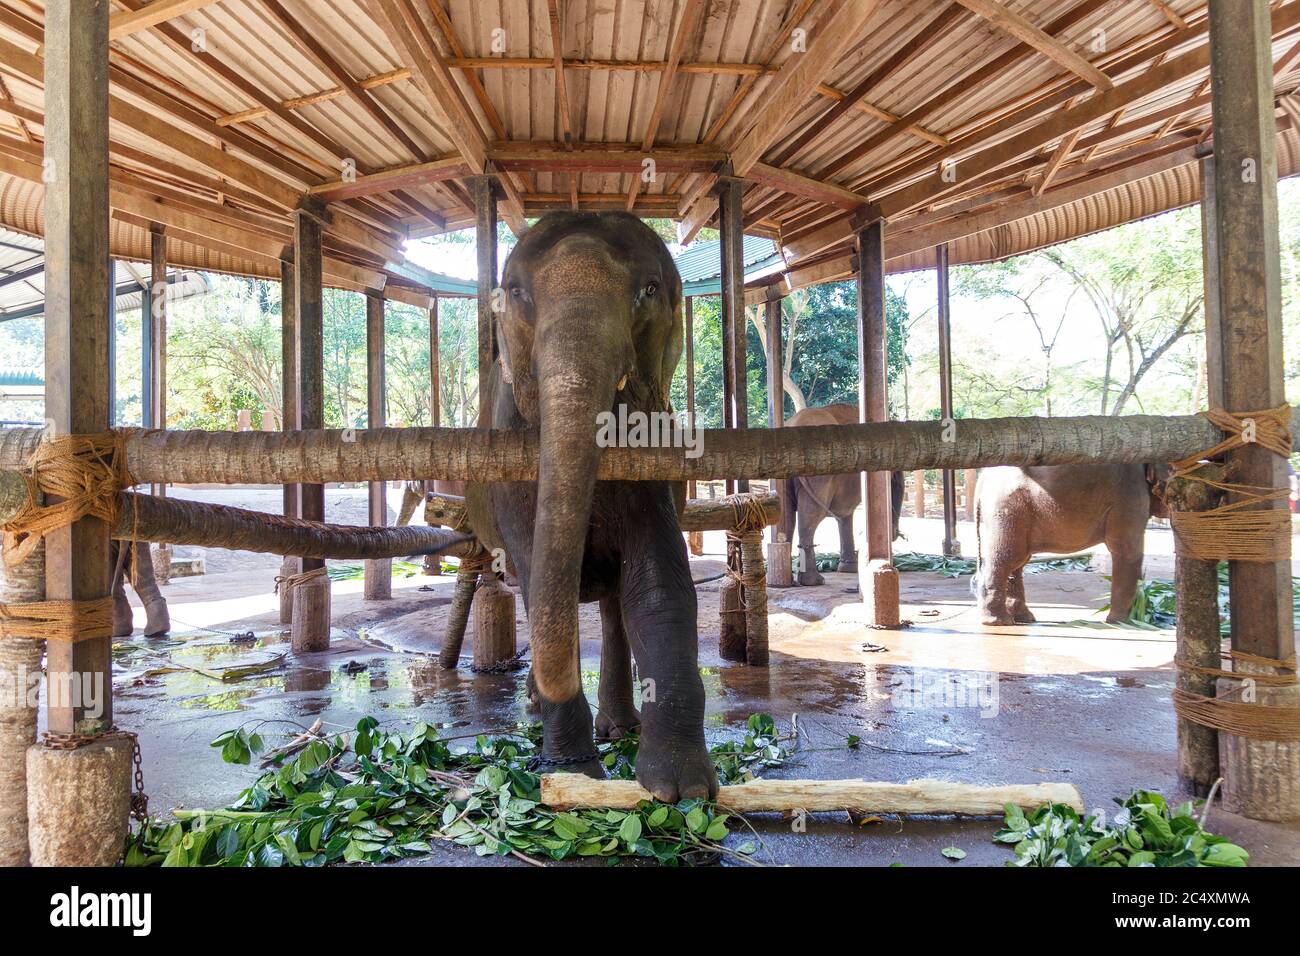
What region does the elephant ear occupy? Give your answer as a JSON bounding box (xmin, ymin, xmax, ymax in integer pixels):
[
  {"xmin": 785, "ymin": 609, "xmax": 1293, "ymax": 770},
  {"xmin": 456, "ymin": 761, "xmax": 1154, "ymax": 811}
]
[{"xmin": 657, "ymin": 274, "xmax": 684, "ymax": 408}]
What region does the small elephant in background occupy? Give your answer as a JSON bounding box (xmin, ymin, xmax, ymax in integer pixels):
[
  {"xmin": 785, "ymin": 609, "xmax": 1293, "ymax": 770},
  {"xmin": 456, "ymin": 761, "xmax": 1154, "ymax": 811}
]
[
  {"xmin": 972, "ymin": 463, "xmax": 1169, "ymax": 626},
  {"xmin": 776, "ymin": 403, "xmax": 904, "ymax": 586},
  {"xmin": 111, "ymin": 540, "xmax": 170, "ymax": 637}
]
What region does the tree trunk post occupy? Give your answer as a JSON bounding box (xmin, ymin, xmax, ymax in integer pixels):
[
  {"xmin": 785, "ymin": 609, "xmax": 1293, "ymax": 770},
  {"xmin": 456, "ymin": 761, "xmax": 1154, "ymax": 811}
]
[
  {"xmin": 740, "ymin": 530, "xmax": 768, "ymax": 665},
  {"xmin": 912, "ymin": 470, "xmax": 925, "ymax": 518},
  {"xmin": 684, "ymin": 295, "xmax": 704, "ymax": 556},
  {"xmin": 1206, "ymin": 0, "xmax": 1298, "ymax": 820},
  {"xmin": 149, "ymin": 225, "xmax": 171, "ymax": 584},
  {"xmin": 472, "ymin": 575, "xmax": 516, "ymax": 669},
  {"xmin": 28, "ymin": 0, "xmax": 131, "ymax": 866},
  {"xmin": 1176, "ymin": 555, "xmax": 1222, "ymax": 794},
  {"xmin": 292, "ymin": 207, "xmax": 328, "ymax": 650},
  {"xmin": 937, "ymin": 243, "xmax": 961, "ymax": 556},
  {"xmin": 425, "ymin": 295, "xmax": 441, "ymax": 574},
  {"xmin": 964, "ymin": 469, "xmax": 977, "ymax": 521},
  {"xmin": 470, "ymin": 176, "xmax": 498, "ymax": 426},
  {"xmin": 364, "ymin": 292, "xmax": 391, "ymax": 600},
  {"xmin": 856, "ymin": 219, "xmax": 900, "ymax": 626},
  {"xmin": 0, "ymin": 519, "xmax": 42, "ymax": 865}
]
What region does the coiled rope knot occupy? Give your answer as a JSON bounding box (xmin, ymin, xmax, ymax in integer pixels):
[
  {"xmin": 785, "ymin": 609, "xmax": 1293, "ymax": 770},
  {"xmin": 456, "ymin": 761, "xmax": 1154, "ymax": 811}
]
[
  {"xmin": 1, "ymin": 431, "xmax": 133, "ymax": 568},
  {"xmin": 1166, "ymin": 405, "xmax": 1293, "ymax": 564}
]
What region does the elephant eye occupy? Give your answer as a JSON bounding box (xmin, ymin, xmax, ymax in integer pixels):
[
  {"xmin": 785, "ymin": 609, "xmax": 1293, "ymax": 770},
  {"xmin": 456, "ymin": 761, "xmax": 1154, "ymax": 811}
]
[{"xmin": 643, "ymin": 280, "xmax": 659, "ymax": 297}]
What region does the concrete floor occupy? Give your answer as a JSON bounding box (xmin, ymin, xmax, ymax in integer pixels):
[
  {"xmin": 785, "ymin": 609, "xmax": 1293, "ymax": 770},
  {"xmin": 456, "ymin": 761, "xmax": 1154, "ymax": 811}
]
[{"xmin": 103, "ymin": 487, "xmax": 1300, "ymax": 867}]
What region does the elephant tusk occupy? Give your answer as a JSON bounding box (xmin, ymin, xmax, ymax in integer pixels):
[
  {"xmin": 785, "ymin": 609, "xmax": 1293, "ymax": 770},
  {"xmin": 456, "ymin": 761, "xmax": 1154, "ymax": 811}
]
[{"xmin": 616, "ymin": 373, "xmax": 628, "ymax": 391}]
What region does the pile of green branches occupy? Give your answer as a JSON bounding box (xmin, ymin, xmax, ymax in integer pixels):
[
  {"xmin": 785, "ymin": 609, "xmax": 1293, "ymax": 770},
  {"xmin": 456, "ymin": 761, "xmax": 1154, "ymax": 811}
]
[
  {"xmin": 995, "ymin": 790, "xmax": 1248, "ymax": 867},
  {"xmin": 892, "ymin": 552, "xmax": 1092, "ymax": 578},
  {"xmin": 125, "ymin": 714, "xmax": 788, "ymax": 868},
  {"xmin": 1118, "ymin": 565, "xmax": 1300, "ymax": 634}
]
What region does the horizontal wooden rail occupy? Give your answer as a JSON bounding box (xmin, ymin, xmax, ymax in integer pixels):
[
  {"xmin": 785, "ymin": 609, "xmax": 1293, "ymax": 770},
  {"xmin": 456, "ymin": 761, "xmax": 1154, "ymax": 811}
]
[
  {"xmin": 427, "ymin": 490, "xmax": 780, "ymax": 532},
  {"xmin": 0, "ymin": 410, "xmax": 1284, "ymax": 485}
]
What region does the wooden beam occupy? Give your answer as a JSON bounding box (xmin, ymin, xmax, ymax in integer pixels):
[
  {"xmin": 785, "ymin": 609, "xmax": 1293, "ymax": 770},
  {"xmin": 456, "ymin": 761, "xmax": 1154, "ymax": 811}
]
[
  {"xmin": 423, "ymin": 0, "xmax": 507, "ymax": 141},
  {"xmin": 953, "ymin": 0, "xmax": 1113, "ymax": 90},
  {"xmin": 42, "ymin": 0, "xmax": 114, "ymax": 734},
  {"xmin": 109, "ymin": 0, "xmax": 220, "ymax": 41},
  {"xmin": 1145, "ymin": 0, "xmax": 1188, "ymax": 30},
  {"xmin": 546, "ymin": 0, "xmax": 574, "ymax": 145},
  {"xmin": 490, "ymin": 143, "xmax": 724, "ymax": 173},
  {"xmin": 307, "ymin": 157, "xmax": 471, "ymax": 202},
  {"xmin": 729, "ymin": 0, "xmax": 884, "ymax": 176},
  {"xmin": 1033, "ymin": 124, "xmax": 1084, "ymax": 196},
  {"xmin": 749, "ymin": 162, "xmax": 872, "ymax": 211}
]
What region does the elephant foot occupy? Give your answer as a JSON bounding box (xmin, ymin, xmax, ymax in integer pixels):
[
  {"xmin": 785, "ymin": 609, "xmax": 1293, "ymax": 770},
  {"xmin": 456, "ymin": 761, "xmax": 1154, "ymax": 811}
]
[
  {"xmin": 142, "ymin": 597, "xmax": 170, "ymax": 636},
  {"xmin": 838, "ymin": 560, "xmax": 858, "ymax": 575},
  {"xmin": 634, "ymin": 734, "xmax": 718, "ymax": 803},
  {"xmin": 1012, "ymin": 608, "xmax": 1036, "ymax": 624},
  {"xmin": 797, "ymin": 569, "xmax": 824, "ymax": 587},
  {"xmin": 537, "ymin": 754, "xmax": 606, "ymax": 780},
  {"xmin": 981, "ymin": 613, "xmax": 1016, "ymax": 627},
  {"xmin": 595, "ymin": 704, "xmax": 641, "ymax": 741},
  {"xmin": 112, "ymin": 591, "xmax": 134, "ymax": 638}
]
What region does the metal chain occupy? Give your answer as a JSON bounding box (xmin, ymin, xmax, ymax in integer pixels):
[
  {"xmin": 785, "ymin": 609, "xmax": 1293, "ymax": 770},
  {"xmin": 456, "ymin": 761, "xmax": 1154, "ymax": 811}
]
[
  {"xmin": 41, "ymin": 727, "xmax": 149, "ymax": 823},
  {"xmin": 528, "ymin": 751, "xmax": 601, "ymax": 770},
  {"xmin": 469, "ymin": 643, "xmax": 531, "ymax": 674}
]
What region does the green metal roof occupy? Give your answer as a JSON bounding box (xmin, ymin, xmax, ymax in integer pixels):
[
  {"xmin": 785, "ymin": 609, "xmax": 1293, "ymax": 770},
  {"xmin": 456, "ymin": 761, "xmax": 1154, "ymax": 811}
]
[{"xmin": 674, "ymin": 235, "xmax": 784, "ymax": 297}]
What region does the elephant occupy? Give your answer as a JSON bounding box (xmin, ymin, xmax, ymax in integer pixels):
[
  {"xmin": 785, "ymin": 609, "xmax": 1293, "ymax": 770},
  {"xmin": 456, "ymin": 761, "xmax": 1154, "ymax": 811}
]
[
  {"xmin": 396, "ymin": 479, "xmax": 465, "ymax": 528},
  {"xmin": 776, "ymin": 403, "xmax": 904, "ymax": 587},
  {"xmin": 972, "ymin": 463, "xmax": 1169, "ymax": 626},
  {"xmin": 462, "ymin": 211, "xmax": 716, "ymax": 802},
  {"xmin": 110, "ymin": 540, "xmax": 170, "ymax": 637}
]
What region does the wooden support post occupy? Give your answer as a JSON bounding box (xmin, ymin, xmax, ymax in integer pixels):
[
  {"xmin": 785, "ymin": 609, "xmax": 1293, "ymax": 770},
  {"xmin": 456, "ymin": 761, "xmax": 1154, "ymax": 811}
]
[
  {"xmin": 1206, "ymin": 0, "xmax": 1298, "ymax": 820},
  {"xmin": 856, "ymin": 219, "xmax": 899, "ymax": 626},
  {"xmin": 739, "ymin": 530, "xmax": 768, "ymax": 665},
  {"xmin": 470, "ymin": 176, "xmax": 498, "ymax": 426},
  {"xmin": 42, "ymin": 0, "xmax": 114, "ymax": 736},
  {"xmin": 28, "ymin": 0, "xmax": 133, "ymax": 868},
  {"xmin": 149, "ymin": 225, "xmax": 170, "ymax": 584},
  {"xmin": 936, "ymin": 243, "xmax": 960, "ymax": 557},
  {"xmin": 364, "ymin": 292, "xmax": 391, "ymax": 600},
  {"xmin": 424, "ymin": 294, "xmax": 441, "ymax": 574},
  {"xmin": 718, "ymin": 172, "xmax": 748, "ymax": 493},
  {"xmin": 107, "ymin": 259, "xmax": 116, "ymax": 425},
  {"xmin": 292, "ymin": 208, "xmax": 328, "ymax": 651},
  {"xmin": 913, "ymin": 470, "xmax": 926, "ymax": 518},
  {"xmin": 1200, "ymin": 157, "xmax": 1224, "ymax": 409},
  {"xmin": 684, "ymin": 296, "xmax": 704, "ymax": 556},
  {"xmin": 965, "ymin": 469, "xmax": 977, "ymax": 521},
  {"xmin": 278, "ymin": 254, "xmax": 300, "ymax": 622},
  {"xmin": 764, "ymin": 290, "xmax": 793, "ymax": 587}
]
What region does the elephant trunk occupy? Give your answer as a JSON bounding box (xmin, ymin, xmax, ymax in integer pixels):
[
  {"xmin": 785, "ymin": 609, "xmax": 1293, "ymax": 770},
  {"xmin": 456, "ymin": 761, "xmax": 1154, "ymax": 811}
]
[{"xmin": 526, "ymin": 306, "xmax": 627, "ymax": 703}]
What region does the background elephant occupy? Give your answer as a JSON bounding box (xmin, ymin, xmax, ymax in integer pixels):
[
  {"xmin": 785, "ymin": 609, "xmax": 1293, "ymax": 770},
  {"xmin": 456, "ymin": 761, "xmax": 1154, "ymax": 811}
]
[
  {"xmin": 973, "ymin": 463, "xmax": 1168, "ymax": 625},
  {"xmin": 777, "ymin": 403, "xmax": 904, "ymax": 586},
  {"xmin": 110, "ymin": 540, "xmax": 169, "ymax": 636},
  {"xmin": 462, "ymin": 211, "xmax": 716, "ymax": 802}
]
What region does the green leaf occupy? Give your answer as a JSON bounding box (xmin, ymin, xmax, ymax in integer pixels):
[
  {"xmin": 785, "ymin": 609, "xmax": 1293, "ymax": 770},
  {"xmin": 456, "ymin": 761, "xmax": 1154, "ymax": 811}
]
[
  {"xmin": 941, "ymin": 846, "xmax": 966, "ymax": 861},
  {"xmin": 618, "ymin": 814, "xmax": 643, "ymax": 845}
]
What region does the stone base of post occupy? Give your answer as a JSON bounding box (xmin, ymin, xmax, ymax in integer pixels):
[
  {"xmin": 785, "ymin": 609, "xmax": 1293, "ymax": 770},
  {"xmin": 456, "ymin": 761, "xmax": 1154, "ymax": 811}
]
[
  {"xmin": 27, "ymin": 738, "xmax": 132, "ymax": 866},
  {"xmin": 766, "ymin": 539, "xmax": 793, "ymax": 588},
  {"xmin": 278, "ymin": 556, "xmax": 299, "ymax": 624}
]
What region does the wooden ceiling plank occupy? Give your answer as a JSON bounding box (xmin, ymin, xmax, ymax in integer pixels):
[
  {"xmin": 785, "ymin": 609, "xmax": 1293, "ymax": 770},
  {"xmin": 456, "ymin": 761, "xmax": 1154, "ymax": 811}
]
[
  {"xmin": 1144, "ymin": 0, "xmax": 1189, "ymax": 30},
  {"xmin": 261, "ymin": 0, "xmax": 427, "ymax": 162},
  {"xmin": 626, "ymin": 0, "xmax": 706, "ymax": 210},
  {"xmin": 771, "ymin": 1, "xmax": 967, "ymax": 168},
  {"xmin": 109, "ymin": 0, "xmax": 222, "ymax": 41},
  {"xmin": 952, "ymin": 0, "xmax": 1113, "ymax": 90},
  {"xmin": 424, "ymin": 0, "xmax": 508, "ymax": 140},
  {"xmin": 308, "ymin": 157, "xmax": 471, "ymax": 202}
]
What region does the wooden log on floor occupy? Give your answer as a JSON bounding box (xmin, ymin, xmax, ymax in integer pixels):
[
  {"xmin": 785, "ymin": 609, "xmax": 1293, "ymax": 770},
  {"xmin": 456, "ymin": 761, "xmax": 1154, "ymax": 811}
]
[
  {"xmin": 289, "ymin": 571, "xmax": 331, "ymax": 653},
  {"xmin": 766, "ymin": 538, "xmax": 793, "ymax": 587},
  {"xmin": 540, "ymin": 775, "xmax": 1084, "ymax": 815},
  {"xmin": 0, "ymin": 411, "xmax": 1277, "ymax": 485}
]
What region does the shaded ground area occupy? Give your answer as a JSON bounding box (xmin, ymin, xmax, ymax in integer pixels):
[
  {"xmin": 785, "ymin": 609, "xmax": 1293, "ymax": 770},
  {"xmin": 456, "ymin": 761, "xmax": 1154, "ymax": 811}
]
[{"xmin": 104, "ymin": 490, "xmax": 1300, "ymax": 867}]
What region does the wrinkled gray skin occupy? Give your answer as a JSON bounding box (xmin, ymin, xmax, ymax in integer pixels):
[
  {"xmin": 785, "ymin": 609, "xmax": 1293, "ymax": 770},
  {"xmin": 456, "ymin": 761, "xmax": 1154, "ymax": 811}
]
[
  {"xmin": 110, "ymin": 540, "xmax": 169, "ymax": 637},
  {"xmin": 777, "ymin": 403, "xmax": 904, "ymax": 586},
  {"xmin": 973, "ymin": 463, "xmax": 1169, "ymax": 625},
  {"xmin": 464, "ymin": 212, "xmax": 716, "ymax": 802}
]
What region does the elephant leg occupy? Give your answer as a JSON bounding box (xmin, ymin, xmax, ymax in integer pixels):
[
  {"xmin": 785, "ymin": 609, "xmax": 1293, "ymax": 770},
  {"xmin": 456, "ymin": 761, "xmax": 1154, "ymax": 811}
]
[
  {"xmin": 618, "ymin": 493, "xmax": 717, "ymax": 802},
  {"xmin": 1105, "ymin": 535, "xmax": 1145, "ymax": 623},
  {"xmin": 110, "ymin": 542, "xmax": 133, "ymax": 637},
  {"xmin": 976, "ymin": 551, "xmax": 1017, "ymax": 627},
  {"xmin": 796, "ymin": 494, "xmax": 827, "ymax": 586},
  {"xmin": 130, "ymin": 542, "xmax": 171, "ymax": 636},
  {"xmin": 538, "ymin": 690, "xmax": 604, "ymax": 778},
  {"xmin": 395, "ymin": 482, "xmax": 422, "ymax": 527},
  {"xmin": 1008, "ymin": 568, "xmax": 1035, "ymax": 624},
  {"xmin": 835, "ymin": 513, "xmax": 858, "ymax": 574},
  {"xmin": 594, "ymin": 594, "xmax": 640, "ymax": 740}
]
